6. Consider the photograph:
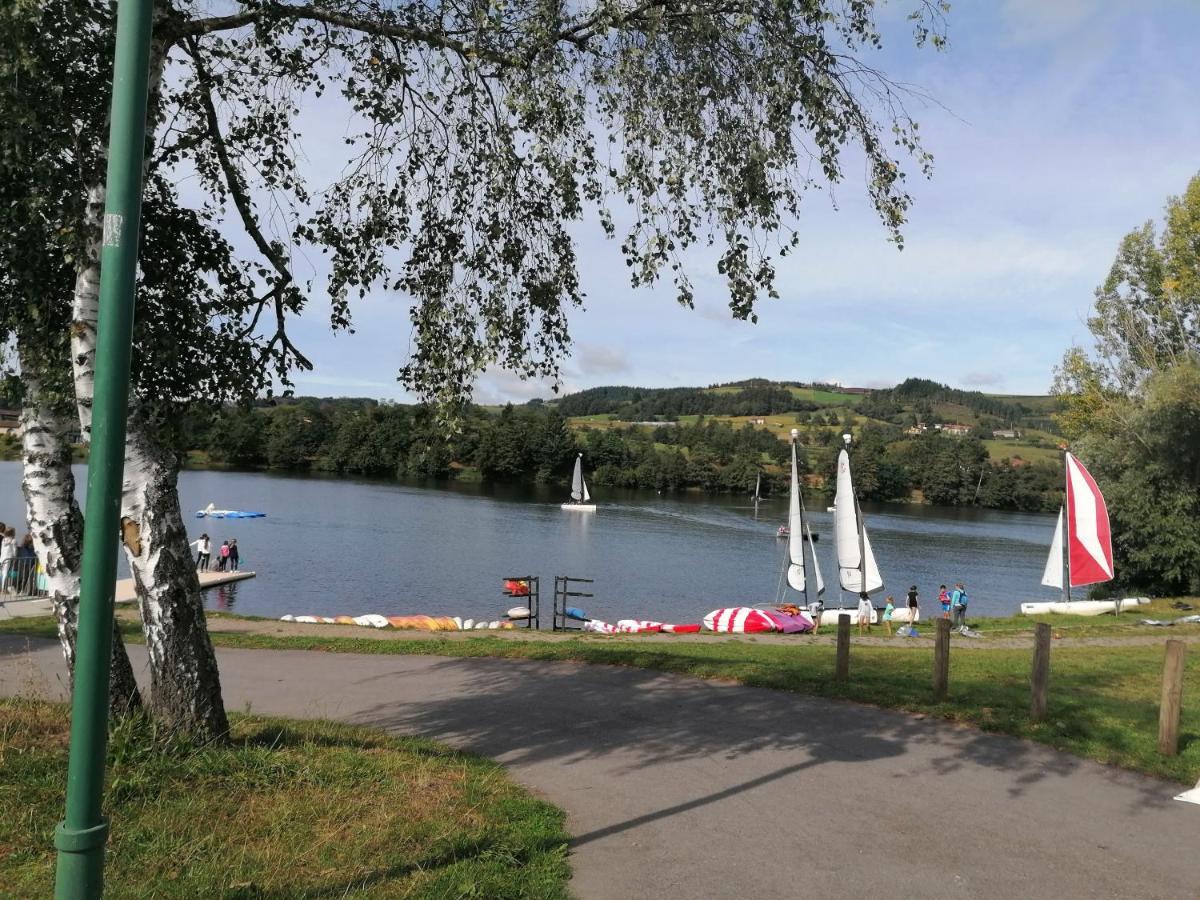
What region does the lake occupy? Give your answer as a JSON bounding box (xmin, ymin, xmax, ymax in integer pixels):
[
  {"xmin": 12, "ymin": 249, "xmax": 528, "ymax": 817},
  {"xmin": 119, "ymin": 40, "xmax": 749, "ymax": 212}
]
[{"xmin": 0, "ymin": 462, "xmax": 1064, "ymax": 623}]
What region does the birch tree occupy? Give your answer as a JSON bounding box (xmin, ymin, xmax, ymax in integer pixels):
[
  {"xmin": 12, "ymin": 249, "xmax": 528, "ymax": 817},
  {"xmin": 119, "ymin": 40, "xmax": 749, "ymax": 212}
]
[
  {"xmin": 0, "ymin": 0, "xmax": 141, "ymax": 716},
  {"xmin": 5, "ymin": 0, "xmax": 947, "ymax": 738}
]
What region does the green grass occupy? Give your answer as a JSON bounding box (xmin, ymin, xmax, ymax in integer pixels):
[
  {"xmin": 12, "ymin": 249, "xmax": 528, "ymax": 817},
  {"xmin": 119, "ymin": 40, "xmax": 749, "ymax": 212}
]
[
  {"xmin": 0, "ymin": 697, "xmax": 569, "ymax": 898},
  {"xmin": 786, "ymin": 387, "xmax": 862, "ymax": 406}
]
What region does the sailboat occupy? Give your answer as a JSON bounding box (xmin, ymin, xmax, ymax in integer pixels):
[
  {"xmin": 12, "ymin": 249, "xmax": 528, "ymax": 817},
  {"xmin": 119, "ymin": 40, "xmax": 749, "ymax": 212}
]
[
  {"xmin": 562, "ymin": 453, "xmax": 597, "ymax": 512},
  {"xmin": 1021, "ymin": 452, "xmax": 1136, "ymax": 616},
  {"xmin": 827, "ymin": 448, "xmax": 883, "ymax": 625},
  {"xmin": 778, "ymin": 430, "xmax": 824, "ymax": 611}
]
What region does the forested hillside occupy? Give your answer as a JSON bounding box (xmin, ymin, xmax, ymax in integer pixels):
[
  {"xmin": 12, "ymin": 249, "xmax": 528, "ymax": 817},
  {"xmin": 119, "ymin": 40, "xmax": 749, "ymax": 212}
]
[{"xmin": 179, "ymin": 378, "xmax": 1066, "ymax": 512}]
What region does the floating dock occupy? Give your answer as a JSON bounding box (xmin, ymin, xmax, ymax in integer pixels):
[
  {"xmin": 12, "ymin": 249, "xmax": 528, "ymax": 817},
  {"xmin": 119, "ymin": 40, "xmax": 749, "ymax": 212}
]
[
  {"xmin": 114, "ymin": 569, "xmax": 256, "ymax": 602},
  {"xmin": 1, "ymin": 570, "xmax": 255, "ymax": 618}
]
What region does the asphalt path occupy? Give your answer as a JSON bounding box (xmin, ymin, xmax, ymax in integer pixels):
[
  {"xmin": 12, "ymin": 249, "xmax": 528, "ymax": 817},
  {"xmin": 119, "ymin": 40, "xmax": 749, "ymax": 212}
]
[{"xmin": 3, "ymin": 635, "xmax": 1197, "ymax": 899}]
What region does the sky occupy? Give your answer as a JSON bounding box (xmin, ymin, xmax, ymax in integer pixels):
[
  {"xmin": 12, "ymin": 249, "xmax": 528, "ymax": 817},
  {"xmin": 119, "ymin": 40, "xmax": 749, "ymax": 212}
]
[{"xmin": 264, "ymin": 0, "xmax": 1200, "ymax": 404}]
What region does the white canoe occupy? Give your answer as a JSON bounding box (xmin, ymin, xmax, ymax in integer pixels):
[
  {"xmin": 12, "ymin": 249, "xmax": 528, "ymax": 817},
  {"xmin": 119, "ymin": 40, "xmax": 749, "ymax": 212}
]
[
  {"xmin": 1019, "ymin": 598, "xmax": 1150, "ymax": 617},
  {"xmin": 561, "ymin": 503, "xmax": 597, "ymax": 512},
  {"xmin": 808, "ymin": 607, "xmax": 877, "ymax": 626}
]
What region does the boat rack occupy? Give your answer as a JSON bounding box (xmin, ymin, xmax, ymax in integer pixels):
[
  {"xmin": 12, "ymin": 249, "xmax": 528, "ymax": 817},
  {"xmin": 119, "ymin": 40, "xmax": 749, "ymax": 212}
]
[
  {"xmin": 553, "ymin": 576, "xmax": 594, "ymax": 632},
  {"xmin": 503, "ymin": 575, "xmax": 540, "ymax": 629}
]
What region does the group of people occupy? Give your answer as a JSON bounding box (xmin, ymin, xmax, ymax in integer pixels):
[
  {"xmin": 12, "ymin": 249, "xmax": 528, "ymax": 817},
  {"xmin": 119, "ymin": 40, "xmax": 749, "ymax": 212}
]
[
  {"xmin": 0, "ymin": 522, "xmax": 37, "ymax": 595},
  {"xmin": 869, "ymin": 582, "xmax": 970, "ymax": 635},
  {"xmin": 189, "ymin": 534, "xmax": 241, "ymax": 572}
]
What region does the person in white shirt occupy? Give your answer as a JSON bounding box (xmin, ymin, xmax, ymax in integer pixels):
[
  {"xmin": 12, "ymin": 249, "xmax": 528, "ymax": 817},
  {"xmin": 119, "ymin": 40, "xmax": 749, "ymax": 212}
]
[
  {"xmin": 190, "ymin": 534, "xmax": 211, "ymax": 571},
  {"xmin": 0, "ymin": 527, "xmax": 17, "ymax": 593},
  {"xmin": 857, "ymin": 592, "xmax": 873, "ymax": 634}
]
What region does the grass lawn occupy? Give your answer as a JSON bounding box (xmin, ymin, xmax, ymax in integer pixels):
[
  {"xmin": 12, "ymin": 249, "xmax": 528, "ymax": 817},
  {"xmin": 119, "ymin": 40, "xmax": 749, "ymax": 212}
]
[
  {"xmin": 7, "ymin": 604, "xmax": 1196, "ymax": 784},
  {"xmin": 0, "ymin": 697, "xmax": 569, "ymax": 898},
  {"xmin": 983, "ymin": 439, "xmax": 1061, "ymax": 464}
]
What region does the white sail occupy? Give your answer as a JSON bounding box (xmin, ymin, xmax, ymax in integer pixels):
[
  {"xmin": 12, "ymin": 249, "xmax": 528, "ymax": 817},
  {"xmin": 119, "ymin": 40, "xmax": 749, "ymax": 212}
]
[
  {"xmin": 1041, "ymin": 507, "xmax": 1064, "ymax": 589},
  {"xmin": 786, "ymin": 446, "xmax": 806, "ymax": 591},
  {"xmin": 582, "ymin": 477, "xmax": 591, "ymax": 503},
  {"xmin": 754, "ymin": 472, "xmax": 762, "ymax": 503},
  {"xmin": 806, "ymin": 519, "xmax": 825, "ymax": 596},
  {"xmin": 833, "ymin": 449, "xmax": 883, "ymax": 595},
  {"xmin": 570, "ymin": 455, "xmax": 584, "ymax": 502}
]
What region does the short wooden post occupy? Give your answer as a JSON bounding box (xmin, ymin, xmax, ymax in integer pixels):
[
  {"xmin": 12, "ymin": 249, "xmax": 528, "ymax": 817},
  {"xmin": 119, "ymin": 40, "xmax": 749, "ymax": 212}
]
[
  {"xmin": 933, "ymin": 617, "xmax": 951, "ymax": 701},
  {"xmin": 1031, "ymin": 622, "xmax": 1051, "ymax": 722},
  {"xmin": 1158, "ymin": 640, "xmax": 1187, "ymax": 756},
  {"xmin": 835, "ymin": 614, "xmax": 851, "ymax": 683}
]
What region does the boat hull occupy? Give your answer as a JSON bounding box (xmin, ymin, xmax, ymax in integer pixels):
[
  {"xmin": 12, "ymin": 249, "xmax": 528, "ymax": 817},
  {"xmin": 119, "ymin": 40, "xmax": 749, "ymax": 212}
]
[
  {"xmin": 807, "ymin": 607, "xmax": 877, "ymax": 626},
  {"xmin": 561, "ymin": 503, "xmax": 597, "ymax": 511},
  {"xmin": 1019, "ymin": 598, "xmax": 1150, "ymax": 616}
]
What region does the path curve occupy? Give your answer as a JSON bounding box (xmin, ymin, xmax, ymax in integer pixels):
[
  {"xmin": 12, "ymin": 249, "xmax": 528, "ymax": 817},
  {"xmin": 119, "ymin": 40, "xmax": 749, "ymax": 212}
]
[{"xmin": 3, "ymin": 636, "xmax": 1197, "ymax": 899}]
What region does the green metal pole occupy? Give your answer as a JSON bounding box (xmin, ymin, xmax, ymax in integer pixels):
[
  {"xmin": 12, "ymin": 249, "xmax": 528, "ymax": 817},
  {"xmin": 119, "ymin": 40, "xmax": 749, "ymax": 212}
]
[{"xmin": 53, "ymin": 0, "xmax": 155, "ymax": 894}]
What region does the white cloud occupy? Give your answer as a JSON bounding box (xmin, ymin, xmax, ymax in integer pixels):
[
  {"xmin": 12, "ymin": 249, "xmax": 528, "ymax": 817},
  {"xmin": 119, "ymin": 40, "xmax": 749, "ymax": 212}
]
[
  {"xmin": 962, "ymin": 371, "xmax": 1006, "ymax": 388},
  {"xmin": 573, "ymin": 344, "xmax": 631, "ymax": 377},
  {"xmin": 472, "ymin": 367, "xmax": 580, "ymax": 406}
]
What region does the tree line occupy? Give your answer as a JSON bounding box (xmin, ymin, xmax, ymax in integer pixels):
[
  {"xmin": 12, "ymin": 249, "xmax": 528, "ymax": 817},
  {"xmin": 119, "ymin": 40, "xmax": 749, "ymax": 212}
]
[{"xmin": 187, "ymin": 400, "xmax": 1063, "ymax": 511}]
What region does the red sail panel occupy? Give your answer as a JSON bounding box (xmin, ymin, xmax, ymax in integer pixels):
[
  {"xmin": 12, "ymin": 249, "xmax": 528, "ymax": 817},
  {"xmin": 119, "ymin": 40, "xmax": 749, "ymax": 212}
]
[{"xmin": 1065, "ymin": 453, "xmax": 1114, "ymax": 587}]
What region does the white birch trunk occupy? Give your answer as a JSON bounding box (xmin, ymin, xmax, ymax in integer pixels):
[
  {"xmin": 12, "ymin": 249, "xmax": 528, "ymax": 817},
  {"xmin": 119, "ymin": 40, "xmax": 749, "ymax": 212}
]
[
  {"xmin": 120, "ymin": 410, "xmax": 228, "ymax": 739},
  {"xmin": 19, "ymin": 370, "xmax": 141, "ymax": 716},
  {"xmin": 66, "ymin": 38, "xmax": 226, "ymax": 739},
  {"xmin": 69, "ymin": 185, "xmax": 105, "ymax": 441}
]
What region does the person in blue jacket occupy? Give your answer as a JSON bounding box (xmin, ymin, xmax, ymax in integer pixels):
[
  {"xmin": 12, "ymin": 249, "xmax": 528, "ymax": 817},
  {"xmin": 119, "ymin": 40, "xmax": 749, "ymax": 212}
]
[{"xmin": 951, "ymin": 583, "xmax": 969, "ymax": 632}]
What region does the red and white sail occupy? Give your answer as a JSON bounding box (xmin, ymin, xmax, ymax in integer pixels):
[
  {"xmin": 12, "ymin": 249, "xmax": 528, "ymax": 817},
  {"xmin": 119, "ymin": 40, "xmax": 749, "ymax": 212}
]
[
  {"xmin": 1044, "ymin": 452, "xmax": 1114, "ymax": 590},
  {"xmin": 1065, "ymin": 452, "xmax": 1113, "ymax": 586}
]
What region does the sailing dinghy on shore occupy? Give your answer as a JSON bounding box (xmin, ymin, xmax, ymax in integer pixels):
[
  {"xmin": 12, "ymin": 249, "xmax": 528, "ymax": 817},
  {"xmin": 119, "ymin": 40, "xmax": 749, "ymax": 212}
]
[
  {"xmin": 820, "ymin": 448, "xmax": 882, "ymax": 625},
  {"xmin": 1021, "ymin": 452, "xmax": 1131, "ymax": 616}
]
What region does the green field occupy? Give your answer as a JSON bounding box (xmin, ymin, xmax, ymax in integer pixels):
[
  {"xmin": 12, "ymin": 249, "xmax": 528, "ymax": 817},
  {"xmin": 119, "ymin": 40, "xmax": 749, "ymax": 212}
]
[{"xmin": 984, "ymin": 439, "xmax": 1061, "ymax": 464}]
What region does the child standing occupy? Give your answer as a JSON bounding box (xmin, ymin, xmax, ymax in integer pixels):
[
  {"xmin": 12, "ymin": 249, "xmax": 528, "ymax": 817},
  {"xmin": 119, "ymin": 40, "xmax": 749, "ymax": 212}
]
[
  {"xmin": 882, "ymin": 595, "xmax": 895, "ymax": 636},
  {"xmin": 856, "ymin": 592, "xmax": 873, "ymax": 635},
  {"xmin": 906, "ymin": 585, "xmax": 920, "ymax": 632},
  {"xmin": 938, "ymin": 584, "xmax": 951, "ymax": 619},
  {"xmin": 217, "ymin": 540, "xmax": 230, "ymax": 572}
]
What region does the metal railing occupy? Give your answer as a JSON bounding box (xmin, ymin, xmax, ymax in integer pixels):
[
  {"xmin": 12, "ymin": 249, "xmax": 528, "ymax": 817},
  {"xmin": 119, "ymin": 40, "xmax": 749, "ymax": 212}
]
[{"xmin": 1, "ymin": 556, "xmax": 48, "ymax": 599}]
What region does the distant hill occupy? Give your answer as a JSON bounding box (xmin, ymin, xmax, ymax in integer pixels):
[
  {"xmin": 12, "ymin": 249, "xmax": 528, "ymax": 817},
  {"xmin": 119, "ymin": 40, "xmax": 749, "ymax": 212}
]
[{"xmin": 547, "ymin": 378, "xmax": 1060, "ymax": 432}]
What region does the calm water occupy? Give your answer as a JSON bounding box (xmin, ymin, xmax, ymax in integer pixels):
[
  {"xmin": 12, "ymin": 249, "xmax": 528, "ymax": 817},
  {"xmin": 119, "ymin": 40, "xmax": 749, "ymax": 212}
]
[{"xmin": 0, "ymin": 462, "xmax": 1063, "ymax": 623}]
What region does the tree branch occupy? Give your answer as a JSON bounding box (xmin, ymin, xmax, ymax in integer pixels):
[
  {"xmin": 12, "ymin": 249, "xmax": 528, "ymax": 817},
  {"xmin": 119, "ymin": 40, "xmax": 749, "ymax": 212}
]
[
  {"xmin": 167, "ymin": 3, "xmax": 523, "ymax": 68},
  {"xmin": 186, "ymin": 36, "xmax": 312, "ymax": 371}
]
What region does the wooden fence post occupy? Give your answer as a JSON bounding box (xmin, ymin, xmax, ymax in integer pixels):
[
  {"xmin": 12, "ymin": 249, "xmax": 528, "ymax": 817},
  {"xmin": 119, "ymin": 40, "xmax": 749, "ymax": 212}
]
[
  {"xmin": 835, "ymin": 614, "xmax": 851, "ymax": 683},
  {"xmin": 933, "ymin": 617, "xmax": 951, "ymax": 701},
  {"xmin": 1031, "ymin": 622, "xmax": 1051, "ymax": 722},
  {"xmin": 1159, "ymin": 640, "xmax": 1186, "ymax": 756}
]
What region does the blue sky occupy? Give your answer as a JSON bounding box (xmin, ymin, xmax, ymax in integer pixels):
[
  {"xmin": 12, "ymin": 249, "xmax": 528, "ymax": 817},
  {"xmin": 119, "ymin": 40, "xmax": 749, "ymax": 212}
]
[{"xmin": 273, "ymin": 0, "xmax": 1200, "ymax": 403}]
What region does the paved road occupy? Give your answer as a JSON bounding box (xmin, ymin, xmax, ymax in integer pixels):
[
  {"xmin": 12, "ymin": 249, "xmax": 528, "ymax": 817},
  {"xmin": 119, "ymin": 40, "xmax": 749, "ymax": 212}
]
[{"xmin": 3, "ymin": 635, "xmax": 1197, "ymax": 899}]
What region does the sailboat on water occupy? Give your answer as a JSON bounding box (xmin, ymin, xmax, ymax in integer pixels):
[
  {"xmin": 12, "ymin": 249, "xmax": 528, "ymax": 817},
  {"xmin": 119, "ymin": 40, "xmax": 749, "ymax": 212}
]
[
  {"xmin": 1021, "ymin": 452, "xmax": 1138, "ymax": 616},
  {"xmin": 562, "ymin": 453, "xmax": 597, "ymax": 512},
  {"xmin": 827, "ymin": 447, "xmax": 883, "ymax": 625}
]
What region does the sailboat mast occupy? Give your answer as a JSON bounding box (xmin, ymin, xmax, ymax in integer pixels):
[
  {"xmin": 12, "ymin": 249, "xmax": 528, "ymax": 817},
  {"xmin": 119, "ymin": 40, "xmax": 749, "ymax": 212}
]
[
  {"xmin": 1063, "ymin": 452, "xmax": 1072, "ymax": 604},
  {"xmin": 793, "ymin": 437, "xmax": 809, "ymax": 609}
]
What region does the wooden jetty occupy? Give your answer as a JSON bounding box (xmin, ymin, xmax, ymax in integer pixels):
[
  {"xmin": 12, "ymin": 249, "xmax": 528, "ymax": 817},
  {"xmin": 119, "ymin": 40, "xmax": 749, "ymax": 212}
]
[{"xmin": 1, "ymin": 570, "xmax": 255, "ymax": 618}]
